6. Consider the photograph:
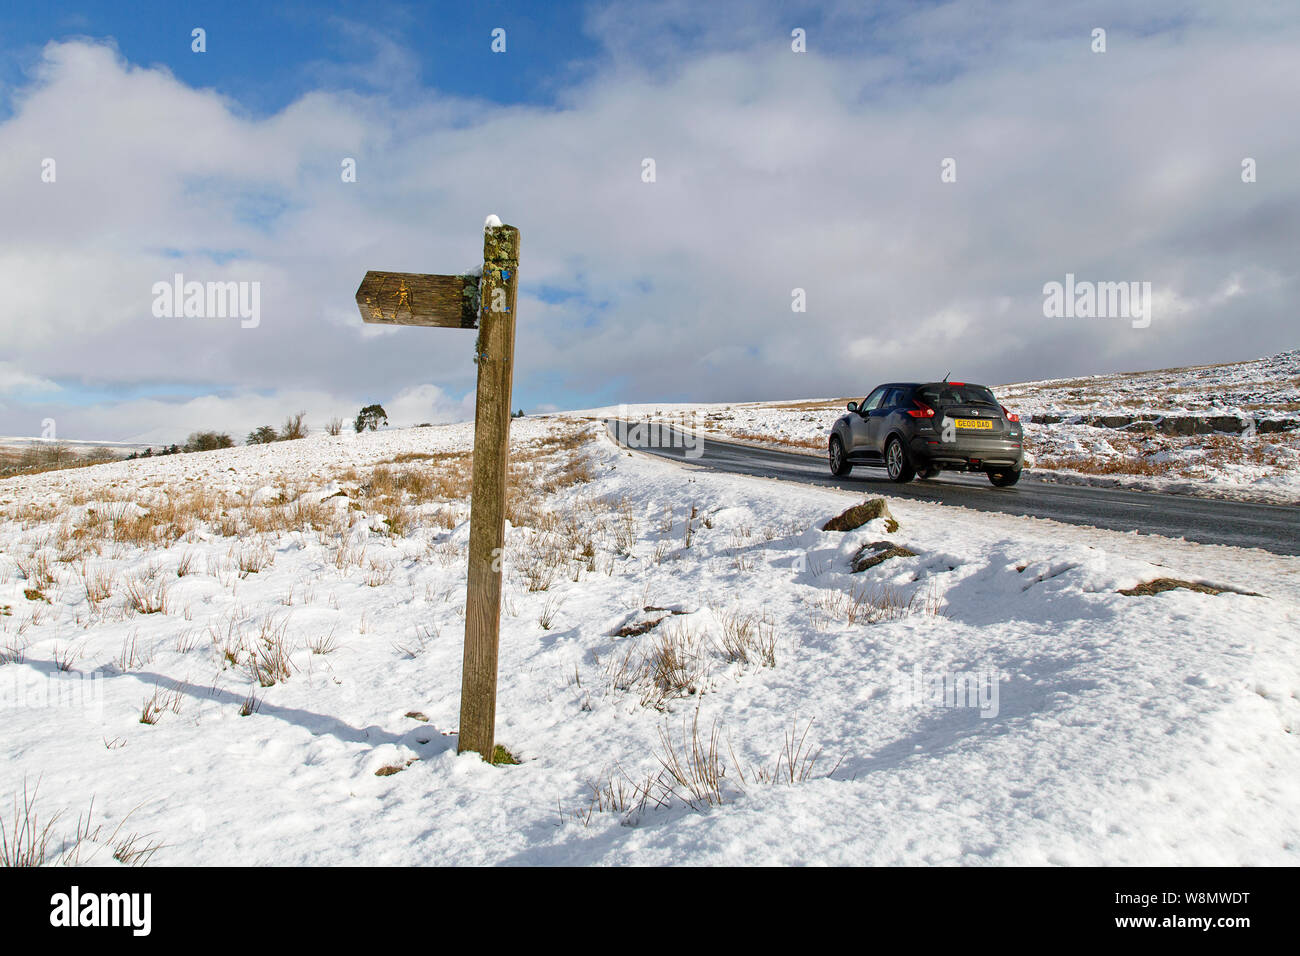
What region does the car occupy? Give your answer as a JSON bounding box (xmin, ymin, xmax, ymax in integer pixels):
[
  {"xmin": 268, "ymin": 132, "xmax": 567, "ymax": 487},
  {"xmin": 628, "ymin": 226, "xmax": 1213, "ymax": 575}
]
[{"xmin": 828, "ymin": 380, "xmax": 1025, "ymax": 486}]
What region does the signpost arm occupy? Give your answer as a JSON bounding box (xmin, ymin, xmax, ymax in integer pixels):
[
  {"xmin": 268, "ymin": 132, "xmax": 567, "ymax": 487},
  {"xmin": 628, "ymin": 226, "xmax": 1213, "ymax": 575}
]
[{"xmin": 457, "ymin": 222, "xmax": 520, "ymax": 759}]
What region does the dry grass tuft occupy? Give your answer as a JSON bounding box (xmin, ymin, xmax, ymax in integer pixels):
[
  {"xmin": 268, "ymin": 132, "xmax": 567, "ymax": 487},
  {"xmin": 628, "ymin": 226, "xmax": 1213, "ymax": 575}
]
[
  {"xmin": 812, "ymin": 581, "xmax": 943, "ymax": 628},
  {"xmin": 140, "ymin": 683, "xmax": 183, "ymax": 724},
  {"xmin": 124, "ymin": 571, "xmax": 169, "ymax": 616},
  {"xmin": 244, "ymin": 615, "xmax": 295, "ymax": 686},
  {"xmin": 711, "ymin": 607, "xmax": 777, "ymax": 667},
  {"xmin": 0, "ymin": 779, "xmax": 59, "ymax": 867},
  {"xmin": 654, "ymin": 710, "xmax": 728, "ymax": 809}
]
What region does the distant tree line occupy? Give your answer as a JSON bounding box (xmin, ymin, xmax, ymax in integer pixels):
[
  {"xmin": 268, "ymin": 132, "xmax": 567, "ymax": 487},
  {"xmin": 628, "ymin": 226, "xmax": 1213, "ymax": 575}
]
[
  {"xmin": 8, "ymin": 403, "xmax": 408, "ymax": 476},
  {"xmin": 0, "ymin": 442, "xmax": 121, "ymax": 475},
  {"xmin": 125, "ymin": 444, "xmax": 184, "ymax": 460}
]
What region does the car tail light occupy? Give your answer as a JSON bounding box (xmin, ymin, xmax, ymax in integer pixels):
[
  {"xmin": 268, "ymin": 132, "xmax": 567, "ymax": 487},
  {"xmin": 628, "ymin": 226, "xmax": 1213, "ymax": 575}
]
[
  {"xmin": 906, "ymin": 399, "xmax": 936, "ymax": 418},
  {"xmin": 1001, "ymin": 405, "xmax": 1019, "ymax": 422}
]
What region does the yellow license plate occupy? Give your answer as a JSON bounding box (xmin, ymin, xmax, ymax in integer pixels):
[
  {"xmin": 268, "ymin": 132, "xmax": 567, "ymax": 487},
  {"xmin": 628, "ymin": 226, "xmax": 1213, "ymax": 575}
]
[{"xmin": 954, "ymin": 418, "xmax": 992, "ymax": 430}]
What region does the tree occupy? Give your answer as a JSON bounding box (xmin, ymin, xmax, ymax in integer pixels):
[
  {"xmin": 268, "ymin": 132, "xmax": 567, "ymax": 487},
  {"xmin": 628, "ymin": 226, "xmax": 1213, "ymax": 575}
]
[
  {"xmin": 354, "ymin": 404, "xmax": 388, "ymax": 432},
  {"xmin": 281, "ymin": 411, "xmax": 308, "ymax": 441},
  {"xmin": 184, "ymin": 431, "xmax": 234, "ymax": 453},
  {"xmin": 246, "ymin": 425, "xmax": 278, "ymax": 445}
]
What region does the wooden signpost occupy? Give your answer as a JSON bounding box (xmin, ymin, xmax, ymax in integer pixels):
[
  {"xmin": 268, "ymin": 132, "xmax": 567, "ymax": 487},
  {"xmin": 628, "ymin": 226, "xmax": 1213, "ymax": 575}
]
[{"xmin": 355, "ymin": 218, "xmax": 520, "ymax": 761}]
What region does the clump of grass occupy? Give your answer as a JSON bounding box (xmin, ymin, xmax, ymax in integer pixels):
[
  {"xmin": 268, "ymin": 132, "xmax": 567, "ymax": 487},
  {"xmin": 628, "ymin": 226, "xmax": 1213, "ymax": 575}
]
[
  {"xmin": 490, "ymin": 745, "xmax": 520, "ymax": 765},
  {"xmin": 570, "ymin": 716, "xmax": 840, "ymax": 827},
  {"xmin": 117, "ymin": 632, "xmax": 150, "ymax": 670},
  {"xmin": 711, "ymin": 607, "xmax": 777, "ymax": 668},
  {"xmin": 811, "ymin": 581, "xmax": 943, "ymax": 628},
  {"xmin": 244, "ymin": 615, "xmax": 294, "ymax": 687},
  {"xmin": 59, "ymin": 799, "xmax": 163, "ymax": 867},
  {"xmin": 654, "ymin": 711, "xmax": 727, "ymax": 809},
  {"xmin": 392, "ymin": 623, "xmax": 437, "ymax": 659},
  {"xmin": 538, "ymin": 595, "xmax": 563, "ymax": 630},
  {"xmin": 80, "ymin": 563, "xmax": 113, "ymax": 607},
  {"xmin": 52, "ymin": 644, "xmax": 80, "ymax": 672},
  {"xmin": 139, "ymin": 684, "xmax": 182, "ymax": 724},
  {"xmin": 642, "ymin": 624, "xmax": 708, "ymax": 707},
  {"xmin": 15, "ymin": 551, "xmax": 56, "ymax": 591},
  {"xmin": 1, "ymin": 639, "xmax": 26, "ymax": 666},
  {"xmin": 0, "ymin": 779, "xmax": 60, "ymax": 867},
  {"xmin": 731, "ymin": 719, "xmax": 836, "ymax": 786},
  {"xmin": 124, "ymin": 572, "xmax": 169, "ymax": 615},
  {"xmin": 364, "ymin": 559, "xmax": 395, "ymax": 587},
  {"xmin": 306, "ymin": 630, "xmax": 340, "ymax": 655},
  {"xmin": 236, "ymin": 543, "xmax": 273, "ymax": 577}
]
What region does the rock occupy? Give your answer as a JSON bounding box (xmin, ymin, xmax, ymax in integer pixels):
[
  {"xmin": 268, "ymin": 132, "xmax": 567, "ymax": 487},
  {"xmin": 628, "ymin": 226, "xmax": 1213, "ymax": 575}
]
[
  {"xmin": 614, "ymin": 618, "xmax": 664, "ymax": 638},
  {"xmin": 1257, "ymin": 418, "xmax": 1298, "ymax": 434},
  {"xmin": 1208, "ymin": 415, "xmax": 1247, "ymax": 434},
  {"xmin": 851, "ymin": 541, "xmax": 917, "ymax": 572},
  {"xmin": 823, "ymin": 498, "xmax": 898, "ymax": 533},
  {"xmin": 1118, "ymin": 577, "xmax": 1259, "ymax": 597}
]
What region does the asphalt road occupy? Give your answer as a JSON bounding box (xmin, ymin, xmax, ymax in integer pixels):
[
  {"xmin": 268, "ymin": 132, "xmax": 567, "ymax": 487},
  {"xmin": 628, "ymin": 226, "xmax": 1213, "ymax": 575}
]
[{"xmin": 606, "ymin": 421, "xmax": 1300, "ymax": 556}]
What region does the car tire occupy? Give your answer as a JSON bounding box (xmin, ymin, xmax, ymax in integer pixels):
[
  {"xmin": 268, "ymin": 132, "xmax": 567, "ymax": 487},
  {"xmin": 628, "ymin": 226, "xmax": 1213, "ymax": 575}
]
[
  {"xmin": 829, "ymin": 435, "xmax": 852, "ymax": 477},
  {"xmin": 885, "ymin": 436, "xmax": 915, "ymax": 483},
  {"xmin": 987, "ymin": 468, "xmax": 1021, "ymax": 487}
]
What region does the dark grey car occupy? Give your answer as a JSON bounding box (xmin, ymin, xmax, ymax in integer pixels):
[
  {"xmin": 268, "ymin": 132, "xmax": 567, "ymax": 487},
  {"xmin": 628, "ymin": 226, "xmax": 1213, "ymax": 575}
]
[{"xmin": 829, "ymin": 381, "xmax": 1025, "ymax": 486}]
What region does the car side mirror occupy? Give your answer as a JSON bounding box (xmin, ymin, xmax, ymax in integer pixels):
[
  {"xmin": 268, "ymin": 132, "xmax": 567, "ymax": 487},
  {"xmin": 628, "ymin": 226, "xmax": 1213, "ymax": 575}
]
[{"xmin": 846, "ymin": 401, "xmax": 858, "ymax": 413}]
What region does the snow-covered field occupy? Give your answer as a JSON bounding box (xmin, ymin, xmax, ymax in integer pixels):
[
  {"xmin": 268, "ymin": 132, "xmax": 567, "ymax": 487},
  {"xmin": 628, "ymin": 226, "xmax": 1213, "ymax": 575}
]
[
  {"xmin": 2, "ymin": 418, "xmax": 1297, "ymax": 865},
  {"xmin": 564, "ymin": 349, "xmax": 1300, "ymax": 503}
]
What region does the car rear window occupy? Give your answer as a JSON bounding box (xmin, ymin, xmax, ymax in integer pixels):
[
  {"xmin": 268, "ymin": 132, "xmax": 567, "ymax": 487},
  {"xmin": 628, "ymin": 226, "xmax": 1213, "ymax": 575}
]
[{"xmin": 917, "ymin": 384, "xmax": 999, "ymax": 407}]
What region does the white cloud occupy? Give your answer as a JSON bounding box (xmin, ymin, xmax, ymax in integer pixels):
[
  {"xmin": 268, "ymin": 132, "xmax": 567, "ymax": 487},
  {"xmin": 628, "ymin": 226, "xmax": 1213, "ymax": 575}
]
[
  {"xmin": 0, "ymin": 361, "xmax": 59, "ymax": 394},
  {"xmin": 386, "ymin": 384, "xmax": 475, "ymax": 428},
  {"xmin": 2, "ymin": 4, "xmax": 1299, "ymax": 439}
]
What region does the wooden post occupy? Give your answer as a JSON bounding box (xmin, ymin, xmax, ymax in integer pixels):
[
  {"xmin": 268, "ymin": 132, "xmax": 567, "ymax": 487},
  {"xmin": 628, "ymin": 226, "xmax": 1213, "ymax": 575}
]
[
  {"xmin": 352, "ymin": 218, "xmax": 520, "ymax": 763},
  {"xmin": 457, "ymin": 223, "xmax": 519, "ymax": 759}
]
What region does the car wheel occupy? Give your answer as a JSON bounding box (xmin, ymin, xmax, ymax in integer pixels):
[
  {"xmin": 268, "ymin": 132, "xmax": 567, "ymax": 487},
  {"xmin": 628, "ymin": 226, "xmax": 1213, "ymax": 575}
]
[
  {"xmin": 885, "ymin": 436, "xmax": 915, "ymax": 483},
  {"xmin": 829, "ymin": 436, "xmax": 852, "ymax": 476},
  {"xmin": 987, "ymin": 468, "xmax": 1021, "ymax": 487}
]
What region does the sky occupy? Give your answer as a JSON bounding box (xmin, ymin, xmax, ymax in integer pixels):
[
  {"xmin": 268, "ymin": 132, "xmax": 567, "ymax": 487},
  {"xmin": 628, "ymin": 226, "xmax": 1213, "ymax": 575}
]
[{"xmin": 0, "ymin": 0, "xmax": 1297, "ymax": 444}]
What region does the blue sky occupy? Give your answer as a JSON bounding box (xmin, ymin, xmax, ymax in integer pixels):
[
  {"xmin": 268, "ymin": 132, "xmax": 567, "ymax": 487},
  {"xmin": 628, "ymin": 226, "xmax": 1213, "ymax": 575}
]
[
  {"xmin": 1, "ymin": 1, "xmax": 1298, "ymax": 442},
  {"xmin": 1, "ymin": 0, "xmax": 604, "ymax": 115}
]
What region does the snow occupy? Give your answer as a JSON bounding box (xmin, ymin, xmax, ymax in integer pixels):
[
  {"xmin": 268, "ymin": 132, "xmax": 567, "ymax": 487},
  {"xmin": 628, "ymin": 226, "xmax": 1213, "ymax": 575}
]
[
  {"xmin": 1, "ymin": 418, "xmax": 1297, "ymax": 865},
  {"xmin": 484, "ymin": 214, "xmax": 502, "ymax": 229}
]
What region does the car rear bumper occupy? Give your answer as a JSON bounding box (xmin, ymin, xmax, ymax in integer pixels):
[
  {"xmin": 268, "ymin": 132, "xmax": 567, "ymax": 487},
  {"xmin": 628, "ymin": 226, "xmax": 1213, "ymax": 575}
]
[{"xmin": 909, "ymin": 435, "xmax": 1024, "ymax": 471}]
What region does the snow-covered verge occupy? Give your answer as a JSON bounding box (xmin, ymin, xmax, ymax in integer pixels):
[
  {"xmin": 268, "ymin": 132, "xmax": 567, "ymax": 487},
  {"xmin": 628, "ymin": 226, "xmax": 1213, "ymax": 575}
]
[
  {"xmin": 1, "ymin": 419, "xmax": 1297, "ymax": 865},
  {"xmin": 560, "ymin": 349, "xmax": 1300, "ymax": 503}
]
